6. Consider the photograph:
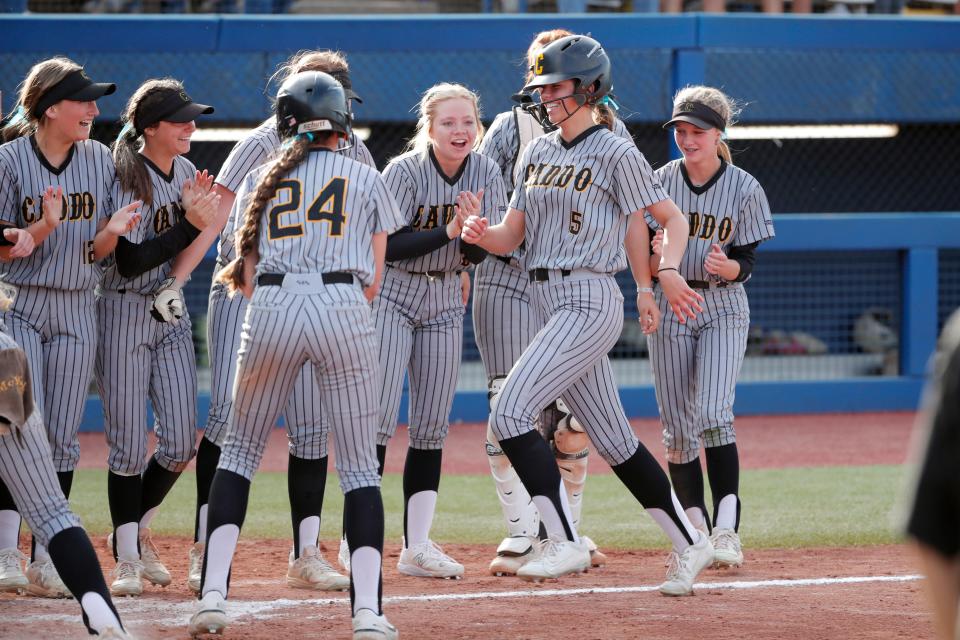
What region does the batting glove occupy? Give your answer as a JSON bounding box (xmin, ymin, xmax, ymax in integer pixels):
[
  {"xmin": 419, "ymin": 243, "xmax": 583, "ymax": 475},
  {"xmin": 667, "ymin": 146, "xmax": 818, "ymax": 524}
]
[{"xmin": 151, "ymin": 277, "xmax": 185, "ymax": 324}]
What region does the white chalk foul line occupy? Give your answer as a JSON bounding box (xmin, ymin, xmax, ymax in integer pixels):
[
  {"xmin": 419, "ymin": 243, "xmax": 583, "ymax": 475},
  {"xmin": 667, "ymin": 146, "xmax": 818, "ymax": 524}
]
[{"xmin": 14, "ymin": 574, "xmax": 923, "ymax": 626}]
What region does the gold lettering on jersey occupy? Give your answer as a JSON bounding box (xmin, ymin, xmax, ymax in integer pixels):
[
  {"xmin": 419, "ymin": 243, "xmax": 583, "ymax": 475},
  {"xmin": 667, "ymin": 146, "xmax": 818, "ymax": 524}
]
[
  {"xmin": 20, "ymin": 192, "xmax": 95, "ymax": 224},
  {"xmin": 523, "ymin": 164, "xmax": 590, "ymax": 190},
  {"xmin": 153, "ymin": 202, "xmax": 185, "ymax": 235},
  {"xmin": 688, "ymin": 211, "xmax": 733, "ymax": 242},
  {"xmin": 412, "ymin": 204, "xmax": 456, "ymax": 230}
]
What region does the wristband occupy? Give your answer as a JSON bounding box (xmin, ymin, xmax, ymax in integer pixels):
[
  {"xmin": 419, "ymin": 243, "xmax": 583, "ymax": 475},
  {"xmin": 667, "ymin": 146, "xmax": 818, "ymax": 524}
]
[
  {"xmin": 657, "ymin": 267, "xmax": 679, "ymax": 274},
  {"xmin": 637, "ymin": 287, "xmax": 653, "ymax": 295}
]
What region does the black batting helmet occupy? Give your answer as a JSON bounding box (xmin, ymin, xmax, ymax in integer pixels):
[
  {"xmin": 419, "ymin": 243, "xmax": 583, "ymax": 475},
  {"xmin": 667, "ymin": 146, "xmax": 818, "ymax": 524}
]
[
  {"xmin": 276, "ymin": 71, "xmax": 351, "ymax": 140},
  {"xmin": 522, "ymin": 35, "xmax": 612, "ymax": 105}
]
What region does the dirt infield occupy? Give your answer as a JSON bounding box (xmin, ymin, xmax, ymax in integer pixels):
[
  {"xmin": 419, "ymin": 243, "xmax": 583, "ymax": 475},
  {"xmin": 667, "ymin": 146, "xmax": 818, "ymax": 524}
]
[{"xmin": 1, "ymin": 411, "xmax": 929, "ymax": 639}]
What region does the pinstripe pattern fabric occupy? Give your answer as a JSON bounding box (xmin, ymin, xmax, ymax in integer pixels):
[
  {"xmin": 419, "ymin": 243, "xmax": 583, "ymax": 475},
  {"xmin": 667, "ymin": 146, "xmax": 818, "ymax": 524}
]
[
  {"xmin": 0, "ymin": 136, "xmax": 114, "ymax": 290},
  {"xmin": 490, "ymin": 276, "xmax": 638, "ymax": 465},
  {"xmin": 472, "ymin": 257, "xmax": 535, "ymax": 381},
  {"xmin": 100, "ymin": 155, "xmax": 198, "ymax": 294},
  {"xmin": 218, "ymin": 285, "xmax": 381, "ymax": 492},
  {"xmin": 94, "ymin": 291, "xmax": 197, "ymax": 475},
  {"xmin": 2, "ymin": 288, "xmax": 97, "ymax": 472},
  {"xmin": 0, "ymin": 410, "xmax": 80, "ymax": 548},
  {"xmin": 645, "ymin": 160, "xmax": 774, "ymax": 464},
  {"xmin": 374, "ymin": 268, "xmax": 463, "ymax": 450},
  {"xmin": 204, "ymin": 283, "xmax": 330, "ymax": 459},
  {"xmin": 512, "ymin": 126, "xmax": 667, "ymax": 273},
  {"xmin": 381, "ymin": 148, "xmax": 506, "ymax": 274}
]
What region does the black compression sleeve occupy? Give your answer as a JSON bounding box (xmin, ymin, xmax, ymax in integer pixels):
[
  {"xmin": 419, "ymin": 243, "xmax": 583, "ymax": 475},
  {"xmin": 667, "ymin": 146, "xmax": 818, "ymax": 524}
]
[
  {"xmin": 727, "ymin": 241, "xmax": 759, "ymax": 283},
  {"xmin": 114, "ymin": 218, "xmax": 201, "ymax": 279},
  {"xmin": 461, "ymin": 242, "xmax": 488, "ymax": 265},
  {"xmin": 384, "ymin": 225, "xmax": 453, "ymax": 262}
]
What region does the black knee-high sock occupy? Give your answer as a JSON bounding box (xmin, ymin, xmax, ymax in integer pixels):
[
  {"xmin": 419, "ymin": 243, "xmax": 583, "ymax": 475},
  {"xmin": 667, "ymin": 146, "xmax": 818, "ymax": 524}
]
[
  {"xmin": 32, "ymin": 471, "xmax": 75, "ymax": 560},
  {"xmin": 705, "ymin": 443, "xmax": 741, "ymax": 531},
  {"xmin": 344, "ymin": 486, "xmax": 384, "ymax": 614},
  {"xmin": 497, "ymin": 430, "xmax": 574, "ymax": 541},
  {"xmin": 47, "ymin": 527, "xmax": 123, "ymax": 634},
  {"xmin": 288, "ymin": 454, "xmax": 328, "ymax": 558},
  {"xmin": 140, "ymin": 456, "xmax": 181, "ymax": 522},
  {"xmin": 194, "ymin": 437, "xmax": 221, "ymax": 542},
  {"xmin": 376, "ymin": 444, "xmax": 387, "ymax": 478},
  {"xmin": 612, "ymin": 446, "xmax": 694, "ymax": 546},
  {"xmin": 200, "ymin": 470, "xmax": 251, "ymax": 597},
  {"xmin": 402, "ymin": 448, "xmax": 442, "ymax": 543},
  {"xmin": 668, "ymin": 458, "xmax": 710, "ymax": 533},
  {"xmin": 107, "ymin": 472, "xmax": 142, "ymax": 560}
]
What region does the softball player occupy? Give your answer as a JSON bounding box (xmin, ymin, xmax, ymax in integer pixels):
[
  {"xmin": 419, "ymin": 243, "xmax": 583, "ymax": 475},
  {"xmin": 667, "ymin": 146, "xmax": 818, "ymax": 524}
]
[
  {"xmin": 97, "ymin": 79, "xmax": 220, "ymax": 598},
  {"xmin": 183, "ymin": 51, "xmax": 373, "ymax": 594},
  {"xmin": 476, "ymin": 27, "xmax": 638, "ymax": 576},
  {"xmin": 647, "ymin": 86, "xmax": 775, "ymax": 570},
  {"xmin": 189, "ymin": 71, "xmax": 401, "ymax": 640},
  {"xmin": 0, "ymin": 57, "xmax": 140, "ymax": 598},
  {"xmin": 462, "ymin": 35, "xmax": 714, "ymax": 595},
  {"xmin": 0, "ymin": 281, "xmax": 133, "ymax": 638},
  {"xmin": 376, "ymin": 82, "xmax": 504, "ymax": 579}
]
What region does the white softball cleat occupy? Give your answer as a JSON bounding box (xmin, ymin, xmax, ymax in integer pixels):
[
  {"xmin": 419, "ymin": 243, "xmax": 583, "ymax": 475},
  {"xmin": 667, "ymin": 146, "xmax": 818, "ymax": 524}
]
[
  {"xmin": 397, "ymin": 540, "xmax": 464, "ymax": 579},
  {"xmin": 710, "ymin": 528, "xmax": 744, "ymax": 568},
  {"xmin": 287, "ymin": 545, "xmax": 350, "ymax": 591},
  {"xmin": 189, "ymin": 590, "xmax": 228, "ymax": 637},
  {"xmin": 187, "ymin": 541, "xmax": 204, "ymax": 594},
  {"xmin": 489, "ymin": 536, "xmax": 538, "ymax": 576},
  {"xmin": 0, "ymin": 547, "xmax": 28, "ymax": 593},
  {"xmin": 658, "ymin": 532, "xmax": 714, "ymax": 596},
  {"xmin": 138, "ymin": 527, "xmax": 171, "ymax": 586},
  {"xmin": 352, "ymin": 607, "xmax": 399, "ymax": 640},
  {"xmin": 110, "ymin": 559, "xmax": 144, "ymax": 597},
  {"xmin": 25, "ymin": 558, "xmax": 71, "ymax": 598},
  {"xmin": 580, "ymin": 535, "xmax": 607, "ymax": 568},
  {"xmin": 516, "ymin": 535, "xmax": 590, "ymax": 582}
]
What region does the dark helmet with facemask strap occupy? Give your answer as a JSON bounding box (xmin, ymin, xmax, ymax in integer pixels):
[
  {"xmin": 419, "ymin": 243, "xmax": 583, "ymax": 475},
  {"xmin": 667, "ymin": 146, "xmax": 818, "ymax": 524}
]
[
  {"xmin": 276, "ymin": 71, "xmax": 351, "ymax": 140},
  {"xmin": 522, "ymin": 35, "xmax": 613, "ymax": 104}
]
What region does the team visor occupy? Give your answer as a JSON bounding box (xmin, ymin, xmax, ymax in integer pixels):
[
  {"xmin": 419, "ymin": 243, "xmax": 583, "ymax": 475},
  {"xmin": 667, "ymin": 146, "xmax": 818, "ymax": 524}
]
[
  {"xmin": 663, "ymin": 100, "xmax": 726, "ymax": 131},
  {"xmin": 31, "ymin": 69, "xmax": 116, "ymax": 118},
  {"xmin": 134, "ymin": 88, "xmax": 214, "ymax": 134}
]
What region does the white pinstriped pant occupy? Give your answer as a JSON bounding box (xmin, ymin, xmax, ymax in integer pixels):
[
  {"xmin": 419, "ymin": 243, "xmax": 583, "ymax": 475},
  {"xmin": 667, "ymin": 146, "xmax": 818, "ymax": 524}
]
[
  {"xmin": 0, "ymin": 412, "xmax": 80, "ymax": 547},
  {"xmin": 374, "ymin": 267, "xmax": 464, "ymax": 450},
  {"xmin": 95, "ymin": 291, "xmax": 197, "ymax": 475},
  {"xmin": 218, "ymin": 283, "xmax": 381, "ymax": 493},
  {"xmin": 205, "ymin": 282, "xmax": 330, "ymax": 459},
  {"xmin": 647, "ymin": 284, "xmax": 750, "ymax": 464},
  {"xmin": 490, "ymin": 272, "xmax": 640, "ymax": 466},
  {"xmin": 1, "ymin": 287, "xmax": 97, "ymax": 472},
  {"xmin": 472, "ymin": 257, "xmax": 537, "ymax": 381}
]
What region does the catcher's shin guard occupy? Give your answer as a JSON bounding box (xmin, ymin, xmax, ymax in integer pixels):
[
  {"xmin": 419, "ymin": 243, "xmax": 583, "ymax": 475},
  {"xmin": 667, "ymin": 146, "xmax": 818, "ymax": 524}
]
[
  {"xmin": 486, "ymin": 423, "xmax": 539, "ymax": 539},
  {"xmin": 553, "ymin": 399, "xmax": 589, "ymax": 529}
]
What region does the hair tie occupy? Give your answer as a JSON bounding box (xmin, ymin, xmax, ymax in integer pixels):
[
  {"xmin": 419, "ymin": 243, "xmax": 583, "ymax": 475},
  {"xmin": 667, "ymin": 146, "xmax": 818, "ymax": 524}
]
[
  {"xmin": 5, "ymin": 106, "xmax": 27, "ymax": 127},
  {"xmin": 304, "ymin": 132, "xmax": 314, "ymax": 143},
  {"xmin": 116, "ymin": 121, "xmax": 135, "ymax": 142},
  {"xmin": 599, "ymin": 95, "xmax": 620, "ymax": 111}
]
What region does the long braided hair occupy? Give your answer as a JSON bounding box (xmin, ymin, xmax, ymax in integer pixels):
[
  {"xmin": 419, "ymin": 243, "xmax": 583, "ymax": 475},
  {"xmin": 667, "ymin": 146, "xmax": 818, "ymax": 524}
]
[{"xmin": 215, "ymin": 135, "xmax": 312, "ymax": 295}]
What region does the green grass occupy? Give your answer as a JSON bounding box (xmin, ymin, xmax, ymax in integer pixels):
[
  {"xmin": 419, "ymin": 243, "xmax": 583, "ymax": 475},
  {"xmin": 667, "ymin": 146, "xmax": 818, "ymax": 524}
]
[{"xmin": 68, "ymin": 464, "xmax": 906, "ymax": 550}]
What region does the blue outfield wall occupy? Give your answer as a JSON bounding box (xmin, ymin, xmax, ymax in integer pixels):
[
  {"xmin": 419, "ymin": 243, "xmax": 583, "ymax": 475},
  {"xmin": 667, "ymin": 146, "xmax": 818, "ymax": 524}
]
[
  {"xmin": 2, "ymin": 15, "xmax": 960, "ymax": 123},
  {"xmin": 77, "ymin": 213, "xmax": 960, "ymax": 431}
]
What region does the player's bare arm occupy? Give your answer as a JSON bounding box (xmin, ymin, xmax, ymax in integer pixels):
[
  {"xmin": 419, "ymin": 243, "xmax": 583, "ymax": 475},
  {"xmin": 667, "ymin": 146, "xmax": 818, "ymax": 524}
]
[
  {"xmin": 625, "ymin": 214, "xmax": 659, "ymax": 335},
  {"xmin": 646, "ymin": 198, "xmax": 703, "ymax": 323},
  {"xmin": 92, "ymin": 201, "xmax": 143, "ymax": 261},
  {"xmin": 461, "ymin": 207, "xmax": 524, "ymax": 254},
  {"xmin": 366, "ymin": 231, "xmax": 387, "ymax": 303}
]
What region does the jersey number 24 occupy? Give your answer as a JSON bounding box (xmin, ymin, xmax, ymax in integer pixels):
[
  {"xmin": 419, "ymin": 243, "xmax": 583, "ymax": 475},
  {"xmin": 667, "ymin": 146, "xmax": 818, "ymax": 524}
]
[{"xmin": 268, "ymin": 177, "xmax": 347, "ymax": 241}]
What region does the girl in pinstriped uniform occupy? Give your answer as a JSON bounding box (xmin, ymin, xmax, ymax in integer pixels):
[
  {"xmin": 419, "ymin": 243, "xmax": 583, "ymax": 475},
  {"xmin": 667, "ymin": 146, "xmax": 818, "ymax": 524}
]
[
  {"xmin": 647, "ymin": 86, "xmax": 775, "ymax": 570},
  {"xmin": 98, "ymin": 79, "xmax": 220, "ymax": 598},
  {"xmin": 376, "ymin": 83, "xmax": 505, "ymax": 579},
  {"xmin": 462, "ymin": 34, "xmax": 716, "ymax": 596},
  {"xmin": 0, "ymin": 56, "xmax": 140, "ymax": 599}
]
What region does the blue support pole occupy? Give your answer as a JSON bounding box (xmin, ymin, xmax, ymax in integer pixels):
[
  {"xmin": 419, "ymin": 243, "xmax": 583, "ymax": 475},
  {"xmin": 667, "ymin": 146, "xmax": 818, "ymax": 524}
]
[
  {"xmin": 669, "ymin": 47, "xmax": 705, "ymax": 160},
  {"xmin": 901, "ymin": 247, "xmax": 938, "ymax": 378}
]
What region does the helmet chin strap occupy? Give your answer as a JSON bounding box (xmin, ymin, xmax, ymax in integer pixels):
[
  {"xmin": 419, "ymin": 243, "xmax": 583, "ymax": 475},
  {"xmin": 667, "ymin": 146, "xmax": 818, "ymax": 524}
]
[{"xmin": 524, "ymin": 91, "xmax": 591, "ymax": 130}]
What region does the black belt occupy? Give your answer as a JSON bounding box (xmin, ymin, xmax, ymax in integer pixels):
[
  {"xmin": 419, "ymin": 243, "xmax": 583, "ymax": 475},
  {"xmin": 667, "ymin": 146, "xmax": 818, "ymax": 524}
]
[
  {"xmin": 529, "ymin": 268, "xmax": 571, "ymax": 282},
  {"xmin": 257, "ymin": 272, "xmax": 354, "ymax": 286},
  {"xmin": 686, "ymin": 279, "xmax": 729, "ymax": 289},
  {"xmin": 404, "ymin": 270, "xmax": 457, "ymax": 280},
  {"xmin": 495, "ymin": 255, "xmax": 513, "ymax": 265}
]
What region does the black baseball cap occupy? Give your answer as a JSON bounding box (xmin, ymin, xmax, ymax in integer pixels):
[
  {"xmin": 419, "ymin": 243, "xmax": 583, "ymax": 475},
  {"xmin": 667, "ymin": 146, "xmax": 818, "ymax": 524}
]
[
  {"xmin": 134, "ymin": 87, "xmax": 214, "ymax": 133},
  {"xmin": 663, "ymin": 100, "xmax": 726, "ymax": 131},
  {"xmin": 31, "ymin": 69, "xmax": 116, "ymax": 118}
]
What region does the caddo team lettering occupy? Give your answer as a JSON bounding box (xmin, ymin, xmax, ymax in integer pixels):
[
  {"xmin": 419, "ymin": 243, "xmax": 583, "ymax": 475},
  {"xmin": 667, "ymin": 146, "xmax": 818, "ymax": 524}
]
[
  {"xmin": 523, "ymin": 163, "xmax": 592, "ymax": 192},
  {"xmin": 411, "ymin": 204, "xmax": 456, "ymax": 230},
  {"xmin": 688, "ymin": 211, "xmax": 733, "ymax": 243},
  {"xmin": 21, "ymin": 192, "xmax": 96, "ymax": 223},
  {"xmin": 153, "ymin": 201, "xmax": 186, "ymax": 235}
]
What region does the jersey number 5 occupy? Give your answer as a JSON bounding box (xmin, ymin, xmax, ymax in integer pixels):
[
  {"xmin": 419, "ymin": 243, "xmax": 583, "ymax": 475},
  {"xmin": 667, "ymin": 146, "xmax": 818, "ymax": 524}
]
[
  {"xmin": 268, "ymin": 177, "xmax": 348, "ymax": 241},
  {"xmin": 569, "ymin": 210, "xmax": 583, "ymax": 235}
]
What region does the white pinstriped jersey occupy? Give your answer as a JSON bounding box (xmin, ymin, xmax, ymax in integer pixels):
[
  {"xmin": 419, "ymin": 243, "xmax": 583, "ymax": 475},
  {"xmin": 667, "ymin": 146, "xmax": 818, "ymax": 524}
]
[
  {"xmin": 237, "ymin": 149, "xmax": 404, "ymax": 287},
  {"xmin": 215, "ymin": 119, "xmax": 375, "ymax": 268},
  {"xmin": 511, "ymin": 125, "xmax": 667, "ymax": 273},
  {"xmin": 479, "ymin": 107, "xmax": 632, "ymax": 195},
  {"xmin": 0, "ymin": 136, "xmax": 114, "ymax": 290},
  {"xmin": 644, "ymin": 159, "xmax": 775, "ymax": 282},
  {"xmin": 99, "ymin": 155, "xmax": 198, "ymax": 294},
  {"xmin": 382, "ymin": 147, "xmax": 507, "ymax": 273}
]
